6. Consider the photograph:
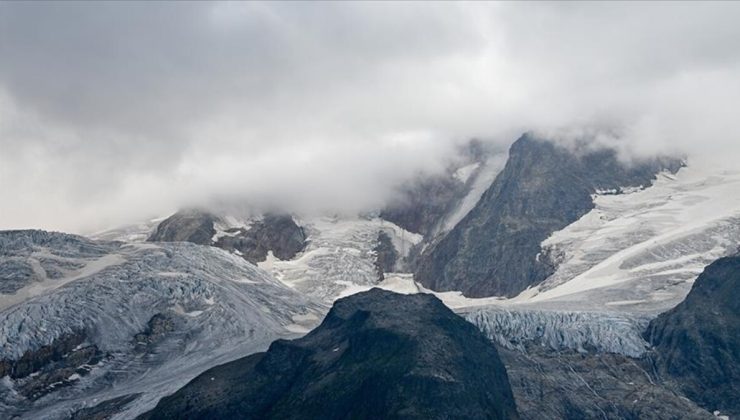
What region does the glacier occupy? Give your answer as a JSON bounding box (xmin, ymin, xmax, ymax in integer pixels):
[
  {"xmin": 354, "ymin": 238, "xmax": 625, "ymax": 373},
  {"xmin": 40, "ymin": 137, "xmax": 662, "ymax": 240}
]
[
  {"xmin": 0, "ymin": 230, "xmax": 324, "ymax": 419},
  {"xmin": 464, "ymin": 307, "xmax": 651, "ymax": 358}
]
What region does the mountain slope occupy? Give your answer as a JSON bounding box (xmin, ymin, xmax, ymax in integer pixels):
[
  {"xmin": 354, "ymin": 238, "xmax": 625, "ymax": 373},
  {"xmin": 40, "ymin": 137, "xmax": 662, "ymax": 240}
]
[
  {"xmin": 522, "ymin": 167, "xmax": 740, "ymax": 313},
  {"xmin": 645, "ymin": 254, "xmax": 740, "ymax": 417},
  {"xmin": 0, "ymin": 230, "xmax": 323, "ymax": 419},
  {"xmin": 142, "ymin": 289, "xmax": 519, "ymax": 420},
  {"xmin": 415, "ymin": 133, "xmax": 682, "ymax": 298}
]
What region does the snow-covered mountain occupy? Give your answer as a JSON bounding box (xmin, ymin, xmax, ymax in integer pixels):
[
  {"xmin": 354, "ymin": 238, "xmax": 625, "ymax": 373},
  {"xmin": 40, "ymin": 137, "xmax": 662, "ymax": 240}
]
[
  {"xmin": 85, "ymin": 138, "xmax": 740, "ymax": 354},
  {"xmin": 2, "ymin": 134, "xmax": 739, "ymax": 418}
]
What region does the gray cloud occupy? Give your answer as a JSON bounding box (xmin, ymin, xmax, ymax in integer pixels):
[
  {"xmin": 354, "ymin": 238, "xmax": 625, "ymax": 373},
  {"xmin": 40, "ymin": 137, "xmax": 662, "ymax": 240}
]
[{"xmin": 1, "ymin": 2, "xmax": 739, "ymax": 232}]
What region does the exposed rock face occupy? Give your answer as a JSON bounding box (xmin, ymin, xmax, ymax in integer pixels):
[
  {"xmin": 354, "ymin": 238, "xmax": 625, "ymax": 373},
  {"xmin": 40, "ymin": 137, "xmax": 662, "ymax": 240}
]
[
  {"xmin": 215, "ymin": 214, "xmax": 306, "ymax": 263},
  {"xmin": 461, "ymin": 305, "xmax": 712, "ymax": 418},
  {"xmin": 141, "ymin": 289, "xmax": 519, "ymax": 420},
  {"xmin": 415, "ymin": 134, "xmax": 682, "ymax": 298},
  {"xmin": 644, "ymin": 255, "xmax": 740, "ymax": 417},
  {"xmin": 133, "ymin": 313, "xmax": 176, "ymax": 352},
  {"xmin": 373, "ymin": 231, "xmax": 398, "ymax": 280},
  {"xmin": 147, "ymin": 209, "xmax": 217, "ymax": 245},
  {"xmin": 0, "ymin": 331, "xmax": 87, "ymax": 379},
  {"xmin": 148, "ymin": 211, "xmax": 307, "ymax": 264},
  {"xmin": 0, "ymin": 330, "xmax": 107, "ymax": 401},
  {"xmin": 499, "ymin": 346, "xmax": 713, "ymax": 420}
]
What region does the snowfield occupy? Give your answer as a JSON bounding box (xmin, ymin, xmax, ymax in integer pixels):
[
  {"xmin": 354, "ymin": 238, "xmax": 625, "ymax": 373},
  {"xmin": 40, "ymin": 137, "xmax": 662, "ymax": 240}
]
[{"xmin": 521, "ymin": 166, "xmax": 740, "ymax": 313}]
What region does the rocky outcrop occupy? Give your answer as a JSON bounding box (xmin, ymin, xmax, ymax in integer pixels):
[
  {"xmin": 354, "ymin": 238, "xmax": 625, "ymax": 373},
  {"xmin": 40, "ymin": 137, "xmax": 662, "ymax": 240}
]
[
  {"xmin": 147, "ymin": 209, "xmax": 217, "ymax": 245},
  {"xmin": 133, "ymin": 313, "xmax": 175, "ymax": 352},
  {"xmin": 415, "ymin": 133, "xmax": 682, "ymax": 298},
  {"xmin": 644, "ymin": 255, "xmax": 740, "ymax": 417},
  {"xmin": 214, "ymin": 214, "xmax": 306, "ymax": 263},
  {"xmin": 0, "ymin": 331, "xmax": 87, "ymax": 379},
  {"xmin": 141, "ymin": 289, "xmax": 519, "ymax": 420},
  {"xmin": 373, "ymin": 231, "xmax": 397, "ymax": 280},
  {"xmin": 0, "ymin": 330, "xmax": 107, "ymax": 401},
  {"xmin": 148, "ymin": 211, "xmax": 307, "ymax": 264}
]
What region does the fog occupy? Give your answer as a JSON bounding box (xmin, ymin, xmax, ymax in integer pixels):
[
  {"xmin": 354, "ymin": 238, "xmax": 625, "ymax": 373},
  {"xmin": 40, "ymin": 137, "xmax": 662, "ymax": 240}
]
[{"xmin": 1, "ymin": 2, "xmax": 739, "ymax": 233}]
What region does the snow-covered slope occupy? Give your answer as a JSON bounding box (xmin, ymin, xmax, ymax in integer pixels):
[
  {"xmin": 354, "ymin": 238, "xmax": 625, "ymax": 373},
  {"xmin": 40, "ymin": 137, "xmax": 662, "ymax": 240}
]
[
  {"xmin": 317, "ymin": 165, "xmax": 740, "ymax": 358},
  {"xmin": 259, "ymin": 216, "xmax": 422, "ymax": 304},
  {"xmin": 0, "ymin": 231, "xmax": 323, "ymax": 419},
  {"xmin": 436, "ymin": 152, "xmax": 507, "ymax": 235},
  {"xmin": 4, "ymin": 159, "xmax": 738, "ymax": 418},
  {"xmin": 519, "ymin": 166, "xmax": 740, "ymax": 313},
  {"xmin": 88, "ymin": 217, "xmax": 165, "ymax": 242}
]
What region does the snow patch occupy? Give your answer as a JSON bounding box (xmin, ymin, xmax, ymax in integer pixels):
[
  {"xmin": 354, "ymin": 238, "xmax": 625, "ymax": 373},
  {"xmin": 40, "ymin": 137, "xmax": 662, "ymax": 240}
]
[{"xmin": 439, "ymin": 153, "xmax": 507, "ymax": 234}]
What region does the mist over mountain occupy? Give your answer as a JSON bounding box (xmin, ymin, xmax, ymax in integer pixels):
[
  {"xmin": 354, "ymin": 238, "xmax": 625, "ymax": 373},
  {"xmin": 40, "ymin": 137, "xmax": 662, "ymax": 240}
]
[
  {"xmin": 2, "ymin": 2, "xmax": 740, "ymax": 232},
  {"xmin": 1, "ymin": 3, "xmax": 740, "ymax": 419}
]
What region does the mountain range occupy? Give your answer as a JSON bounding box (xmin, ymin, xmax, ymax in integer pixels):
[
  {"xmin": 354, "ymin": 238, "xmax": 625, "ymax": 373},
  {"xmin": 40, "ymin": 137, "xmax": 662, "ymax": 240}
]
[{"xmin": 1, "ymin": 134, "xmax": 739, "ymax": 419}]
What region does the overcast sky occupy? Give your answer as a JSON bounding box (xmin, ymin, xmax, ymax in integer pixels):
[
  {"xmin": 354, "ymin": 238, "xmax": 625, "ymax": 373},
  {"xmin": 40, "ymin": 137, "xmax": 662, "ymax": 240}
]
[{"xmin": 2, "ymin": 2, "xmax": 740, "ymax": 233}]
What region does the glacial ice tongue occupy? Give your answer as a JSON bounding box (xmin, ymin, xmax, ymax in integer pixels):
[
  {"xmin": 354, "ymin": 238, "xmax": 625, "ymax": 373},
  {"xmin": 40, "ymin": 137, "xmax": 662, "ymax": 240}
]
[{"xmin": 464, "ymin": 307, "xmax": 651, "ymax": 358}]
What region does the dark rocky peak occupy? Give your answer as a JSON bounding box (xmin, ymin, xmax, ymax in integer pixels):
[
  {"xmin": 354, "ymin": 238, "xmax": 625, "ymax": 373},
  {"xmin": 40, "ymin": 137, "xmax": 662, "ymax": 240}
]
[
  {"xmin": 141, "ymin": 289, "xmax": 519, "ymax": 420},
  {"xmin": 147, "ymin": 209, "xmax": 218, "ymax": 245},
  {"xmin": 415, "ymin": 133, "xmax": 683, "ymax": 298},
  {"xmin": 644, "ymin": 255, "xmax": 740, "ymax": 417}
]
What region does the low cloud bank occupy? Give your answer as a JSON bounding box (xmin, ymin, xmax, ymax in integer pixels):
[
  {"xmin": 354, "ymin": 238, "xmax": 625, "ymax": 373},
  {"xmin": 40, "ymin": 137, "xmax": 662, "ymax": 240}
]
[{"xmin": 1, "ymin": 2, "xmax": 739, "ymax": 232}]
